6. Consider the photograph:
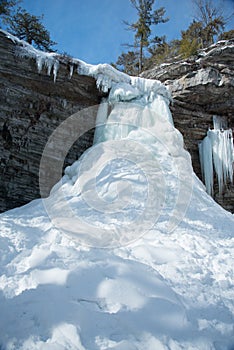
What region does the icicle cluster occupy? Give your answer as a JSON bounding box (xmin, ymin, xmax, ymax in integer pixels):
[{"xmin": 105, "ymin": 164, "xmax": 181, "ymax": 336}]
[
  {"xmin": 2, "ymin": 29, "xmax": 171, "ymax": 103},
  {"xmin": 199, "ymin": 116, "xmax": 234, "ymax": 196},
  {"xmin": 16, "ymin": 45, "xmax": 60, "ymax": 82},
  {"xmin": 77, "ymin": 60, "xmax": 171, "ymax": 102},
  {"xmin": 0, "ymin": 30, "xmax": 58, "ymax": 82}
]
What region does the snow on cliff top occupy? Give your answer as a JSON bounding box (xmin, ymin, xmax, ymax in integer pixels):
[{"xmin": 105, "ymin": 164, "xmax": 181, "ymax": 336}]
[{"xmin": 1, "ymin": 29, "xmax": 170, "ymax": 100}]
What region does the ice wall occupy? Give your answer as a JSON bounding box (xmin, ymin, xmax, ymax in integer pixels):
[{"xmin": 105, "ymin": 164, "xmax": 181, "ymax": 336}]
[{"xmin": 199, "ymin": 116, "xmax": 234, "ymax": 196}]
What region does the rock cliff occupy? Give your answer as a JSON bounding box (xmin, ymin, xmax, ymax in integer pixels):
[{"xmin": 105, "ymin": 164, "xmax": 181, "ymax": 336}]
[
  {"xmin": 0, "ymin": 30, "xmax": 233, "ymax": 213},
  {"xmin": 0, "ymin": 31, "xmax": 104, "ymax": 212},
  {"xmin": 142, "ymin": 40, "xmax": 234, "ymax": 212}
]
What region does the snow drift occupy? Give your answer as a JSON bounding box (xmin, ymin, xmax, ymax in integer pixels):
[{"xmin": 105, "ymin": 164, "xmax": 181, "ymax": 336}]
[{"xmin": 0, "ymin": 33, "xmax": 233, "ymax": 350}]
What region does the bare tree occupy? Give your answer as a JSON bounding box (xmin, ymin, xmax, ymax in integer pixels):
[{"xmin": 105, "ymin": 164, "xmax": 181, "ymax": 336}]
[{"xmin": 192, "ymin": 0, "xmax": 232, "ymax": 46}]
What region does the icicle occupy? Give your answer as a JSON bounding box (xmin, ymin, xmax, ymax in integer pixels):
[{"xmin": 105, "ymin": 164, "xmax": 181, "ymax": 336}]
[
  {"xmin": 199, "ymin": 134, "xmax": 214, "ymax": 196},
  {"xmin": 213, "ymin": 115, "xmax": 227, "ymax": 130},
  {"xmin": 45, "ymin": 59, "xmax": 53, "ymax": 76},
  {"xmin": 69, "ymin": 64, "xmax": 74, "ymax": 79},
  {"xmin": 53, "ymin": 61, "xmax": 59, "ymax": 82},
  {"xmin": 198, "ymin": 141, "xmax": 204, "ymax": 179},
  {"xmin": 95, "ymin": 74, "xmax": 112, "ymax": 93},
  {"xmin": 36, "ymin": 55, "xmax": 43, "ymax": 73},
  {"xmin": 93, "ymin": 98, "xmax": 109, "ymax": 144},
  {"xmin": 62, "ymin": 99, "xmax": 67, "ymax": 109},
  {"xmin": 227, "ymin": 130, "xmax": 234, "ymax": 183},
  {"xmin": 77, "ymin": 59, "xmax": 170, "ymax": 101}
]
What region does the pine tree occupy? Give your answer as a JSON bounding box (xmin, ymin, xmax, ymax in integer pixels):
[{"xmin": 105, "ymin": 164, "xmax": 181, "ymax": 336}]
[
  {"xmin": 179, "ymin": 20, "xmax": 203, "ymax": 58},
  {"xmin": 0, "ymin": 0, "xmax": 19, "ymax": 25},
  {"xmin": 116, "ymin": 51, "xmax": 139, "ymax": 75},
  {"xmin": 218, "ymin": 29, "xmax": 234, "ymax": 41},
  {"xmin": 123, "ymin": 0, "xmax": 168, "ymax": 73},
  {"xmin": 145, "ymin": 37, "xmax": 181, "ymax": 67},
  {"xmin": 0, "ymin": 0, "xmax": 18, "ymax": 16},
  {"xmin": 6, "ymin": 7, "xmax": 56, "ymax": 51}
]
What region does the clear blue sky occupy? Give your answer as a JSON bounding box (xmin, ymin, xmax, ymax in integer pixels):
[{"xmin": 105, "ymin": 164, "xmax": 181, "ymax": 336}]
[{"xmin": 20, "ymin": 0, "xmax": 234, "ymax": 64}]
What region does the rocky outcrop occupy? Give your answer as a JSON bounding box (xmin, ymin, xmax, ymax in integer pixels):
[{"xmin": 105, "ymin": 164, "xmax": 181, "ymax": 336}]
[
  {"xmin": 0, "ymin": 31, "xmax": 105, "ymax": 212},
  {"xmin": 142, "ymin": 40, "xmax": 234, "ymax": 212}
]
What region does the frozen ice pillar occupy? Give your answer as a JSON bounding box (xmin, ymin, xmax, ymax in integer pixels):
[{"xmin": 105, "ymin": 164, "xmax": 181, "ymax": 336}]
[{"xmin": 199, "ymin": 116, "xmax": 234, "ymax": 196}]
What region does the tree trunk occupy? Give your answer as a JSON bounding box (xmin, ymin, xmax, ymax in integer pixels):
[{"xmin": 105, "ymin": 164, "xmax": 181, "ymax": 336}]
[{"xmin": 139, "ymin": 35, "xmax": 143, "ymax": 74}]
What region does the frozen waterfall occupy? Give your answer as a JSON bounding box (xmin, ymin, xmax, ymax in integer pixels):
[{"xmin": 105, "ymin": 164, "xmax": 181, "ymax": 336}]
[
  {"xmin": 3, "ymin": 28, "xmax": 194, "ymax": 246},
  {"xmin": 1, "ymin": 31, "xmax": 234, "ymax": 350},
  {"xmin": 39, "ymin": 65, "xmax": 193, "ymax": 248},
  {"xmin": 5, "ymin": 28, "xmax": 231, "ymax": 241}
]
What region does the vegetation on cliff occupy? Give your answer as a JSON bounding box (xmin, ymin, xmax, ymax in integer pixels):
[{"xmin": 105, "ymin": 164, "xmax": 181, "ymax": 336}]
[
  {"xmin": 0, "ymin": 0, "xmax": 56, "ymax": 51},
  {"xmin": 115, "ymin": 0, "xmax": 233, "ymax": 74}
]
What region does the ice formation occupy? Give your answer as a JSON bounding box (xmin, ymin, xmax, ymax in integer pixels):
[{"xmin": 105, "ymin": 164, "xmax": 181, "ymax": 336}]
[
  {"xmin": 199, "ymin": 115, "xmax": 234, "ymax": 196},
  {"xmin": 1, "ymin": 29, "xmax": 171, "ymax": 102},
  {"xmin": 35, "ymin": 50, "xmax": 191, "ymax": 248},
  {"xmin": 1, "ymin": 30, "xmax": 60, "ymax": 82},
  {"xmin": 0, "ymin": 30, "xmax": 234, "ymax": 349}
]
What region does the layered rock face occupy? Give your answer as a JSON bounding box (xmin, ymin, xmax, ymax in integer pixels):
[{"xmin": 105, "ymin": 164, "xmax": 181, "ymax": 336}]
[
  {"xmin": 142, "ymin": 40, "xmax": 234, "ymax": 213},
  {"xmin": 0, "ymin": 31, "xmax": 104, "ymax": 212}
]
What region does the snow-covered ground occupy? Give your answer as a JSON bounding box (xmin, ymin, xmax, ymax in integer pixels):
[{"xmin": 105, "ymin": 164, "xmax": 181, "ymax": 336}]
[
  {"xmin": 0, "ymin": 33, "xmax": 234, "ymax": 349},
  {"xmin": 0, "ymin": 184, "xmax": 233, "ymax": 350}
]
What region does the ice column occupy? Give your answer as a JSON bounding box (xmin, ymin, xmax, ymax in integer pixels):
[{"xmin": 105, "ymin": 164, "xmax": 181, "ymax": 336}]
[{"xmin": 199, "ymin": 116, "xmax": 234, "ymax": 196}]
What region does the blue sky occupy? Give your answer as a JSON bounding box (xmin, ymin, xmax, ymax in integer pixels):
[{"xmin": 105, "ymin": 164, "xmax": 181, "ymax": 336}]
[{"xmin": 20, "ymin": 0, "xmax": 234, "ymax": 64}]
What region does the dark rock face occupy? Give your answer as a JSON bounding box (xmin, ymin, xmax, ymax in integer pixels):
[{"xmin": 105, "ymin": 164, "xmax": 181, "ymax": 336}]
[
  {"xmin": 142, "ymin": 40, "xmax": 234, "ymax": 212},
  {"xmin": 0, "ymin": 31, "xmax": 104, "ymax": 212}
]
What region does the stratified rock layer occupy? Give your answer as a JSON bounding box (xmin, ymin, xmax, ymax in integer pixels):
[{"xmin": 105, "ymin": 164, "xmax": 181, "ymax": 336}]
[
  {"xmin": 0, "ymin": 31, "xmax": 104, "ymax": 212},
  {"xmin": 142, "ymin": 40, "xmax": 234, "ymax": 212}
]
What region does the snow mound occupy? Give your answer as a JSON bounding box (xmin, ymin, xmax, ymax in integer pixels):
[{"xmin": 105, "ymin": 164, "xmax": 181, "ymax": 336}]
[{"xmin": 0, "ymin": 184, "xmax": 233, "ymax": 349}]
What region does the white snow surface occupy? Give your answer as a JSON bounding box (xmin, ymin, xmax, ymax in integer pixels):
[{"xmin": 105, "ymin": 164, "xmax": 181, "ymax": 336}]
[{"xmin": 0, "ymin": 32, "xmax": 234, "ymax": 349}]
